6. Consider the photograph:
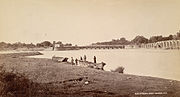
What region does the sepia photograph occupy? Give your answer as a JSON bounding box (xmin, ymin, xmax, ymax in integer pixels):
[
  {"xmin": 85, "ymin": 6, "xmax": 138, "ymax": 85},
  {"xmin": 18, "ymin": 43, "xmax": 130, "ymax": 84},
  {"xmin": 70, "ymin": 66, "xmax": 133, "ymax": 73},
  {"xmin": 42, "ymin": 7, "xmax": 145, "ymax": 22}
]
[{"xmin": 0, "ymin": 0, "xmax": 180, "ymax": 97}]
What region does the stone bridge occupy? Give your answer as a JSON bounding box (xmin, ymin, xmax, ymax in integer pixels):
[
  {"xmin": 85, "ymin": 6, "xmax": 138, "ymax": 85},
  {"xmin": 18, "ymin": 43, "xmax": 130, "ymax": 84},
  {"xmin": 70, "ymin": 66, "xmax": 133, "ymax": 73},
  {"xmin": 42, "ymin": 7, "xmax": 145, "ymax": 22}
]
[
  {"xmin": 141, "ymin": 40, "xmax": 180, "ymax": 49},
  {"xmin": 53, "ymin": 40, "xmax": 180, "ymax": 50}
]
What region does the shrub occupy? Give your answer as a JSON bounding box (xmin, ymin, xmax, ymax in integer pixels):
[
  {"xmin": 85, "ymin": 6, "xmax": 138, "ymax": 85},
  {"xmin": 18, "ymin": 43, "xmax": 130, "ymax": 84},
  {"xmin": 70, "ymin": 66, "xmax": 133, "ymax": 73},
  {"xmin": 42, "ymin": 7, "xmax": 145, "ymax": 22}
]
[{"xmin": 0, "ymin": 65, "xmax": 37, "ymax": 97}]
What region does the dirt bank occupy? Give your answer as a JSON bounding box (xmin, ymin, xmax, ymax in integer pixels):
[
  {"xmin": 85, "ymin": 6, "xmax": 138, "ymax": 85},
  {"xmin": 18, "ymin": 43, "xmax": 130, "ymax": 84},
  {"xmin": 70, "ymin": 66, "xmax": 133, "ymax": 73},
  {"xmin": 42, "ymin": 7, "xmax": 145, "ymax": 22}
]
[{"xmin": 0, "ymin": 52, "xmax": 180, "ymax": 97}]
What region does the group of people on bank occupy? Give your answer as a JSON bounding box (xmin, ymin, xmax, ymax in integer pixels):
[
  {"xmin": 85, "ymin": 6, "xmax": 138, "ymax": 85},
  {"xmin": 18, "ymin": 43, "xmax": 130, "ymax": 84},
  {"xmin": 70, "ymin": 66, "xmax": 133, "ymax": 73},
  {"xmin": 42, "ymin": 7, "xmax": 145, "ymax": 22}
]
[
  {"xmin": 71, "ymin": 55, "xmax": 96, "ymax": 65},
  {"xmin": 52, "ymin": 54, "xmax": 106, "ymax": 70}
]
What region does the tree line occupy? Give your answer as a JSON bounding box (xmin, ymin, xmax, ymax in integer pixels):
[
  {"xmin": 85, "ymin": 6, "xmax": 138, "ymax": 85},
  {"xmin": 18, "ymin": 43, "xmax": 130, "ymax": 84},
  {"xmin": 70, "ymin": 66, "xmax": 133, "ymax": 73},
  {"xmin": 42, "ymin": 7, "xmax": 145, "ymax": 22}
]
[
  {"xmin": 93, "ymin": 32, "xmax": 180, "ymax": 45},
  {"xmin": 1, "ymin": 32, "xmax": 180, "ymax": 49},
  {"xmin": 0, "ymin": 41, "xmax": 72, "ymax": 50}
]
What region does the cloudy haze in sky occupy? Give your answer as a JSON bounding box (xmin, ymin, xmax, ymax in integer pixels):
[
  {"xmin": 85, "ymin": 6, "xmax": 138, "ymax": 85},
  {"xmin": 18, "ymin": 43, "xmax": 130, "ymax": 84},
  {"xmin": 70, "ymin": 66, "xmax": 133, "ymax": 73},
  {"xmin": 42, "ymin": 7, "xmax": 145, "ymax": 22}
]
[{"xmin": 0, "ymin": 0, "xmax": 180, "ymax": 45}]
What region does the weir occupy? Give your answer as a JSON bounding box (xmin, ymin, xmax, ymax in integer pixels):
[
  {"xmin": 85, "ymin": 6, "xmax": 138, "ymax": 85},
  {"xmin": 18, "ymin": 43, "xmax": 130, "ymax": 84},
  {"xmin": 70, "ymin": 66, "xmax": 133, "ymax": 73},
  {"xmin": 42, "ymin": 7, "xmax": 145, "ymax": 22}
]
[{"xmin": 52, "ymin": 41, "xmax": 125, "ymax": 51}]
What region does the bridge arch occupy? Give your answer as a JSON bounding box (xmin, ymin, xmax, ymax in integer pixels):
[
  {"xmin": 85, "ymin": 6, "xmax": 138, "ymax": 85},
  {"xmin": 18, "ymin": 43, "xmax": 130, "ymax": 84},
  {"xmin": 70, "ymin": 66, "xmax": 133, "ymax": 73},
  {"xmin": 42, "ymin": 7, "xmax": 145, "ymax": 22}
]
[
  {"xmin": 177, "ymin": 41, "xmax": 180, "ymax": 49},
  {"xmin": 173, "ymin": 41, "xmax": 176, "ymax": 48},
  {"xmin": 177, "ymin": 41, "xmax": 180, "ymax": 46},
  {"xmin": 164, "ymin": 42, "xmax": 166, "ymax": 48},
  {"xmin": 167, "ymin": 42, "xmax": 169, "ymax": 48}
]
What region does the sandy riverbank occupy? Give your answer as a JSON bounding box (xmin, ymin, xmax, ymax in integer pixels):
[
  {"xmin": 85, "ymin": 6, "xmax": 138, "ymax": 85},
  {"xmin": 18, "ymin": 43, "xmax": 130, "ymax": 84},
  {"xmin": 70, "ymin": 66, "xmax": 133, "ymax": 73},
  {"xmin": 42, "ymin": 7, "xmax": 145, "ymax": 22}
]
[{"xmin": 0, "ymin": 52, "xmax": 180, "ymax": 97}]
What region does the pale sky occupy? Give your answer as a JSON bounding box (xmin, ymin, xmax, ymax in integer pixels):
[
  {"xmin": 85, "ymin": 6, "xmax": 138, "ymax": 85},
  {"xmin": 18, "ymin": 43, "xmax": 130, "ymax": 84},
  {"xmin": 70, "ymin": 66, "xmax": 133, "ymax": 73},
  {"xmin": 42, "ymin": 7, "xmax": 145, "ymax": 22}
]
[{"xmin": 0, "ymin": 0, "xmax": 180, "ymax": 45}]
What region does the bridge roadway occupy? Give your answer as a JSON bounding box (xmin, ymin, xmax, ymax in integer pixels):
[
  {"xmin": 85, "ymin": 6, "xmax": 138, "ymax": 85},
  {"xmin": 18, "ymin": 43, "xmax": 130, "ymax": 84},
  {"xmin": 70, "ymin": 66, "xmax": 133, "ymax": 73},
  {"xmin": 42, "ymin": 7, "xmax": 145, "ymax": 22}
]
[{"xmin": 54, "ymin": 45, "xmax": 125, "ymax": 50}]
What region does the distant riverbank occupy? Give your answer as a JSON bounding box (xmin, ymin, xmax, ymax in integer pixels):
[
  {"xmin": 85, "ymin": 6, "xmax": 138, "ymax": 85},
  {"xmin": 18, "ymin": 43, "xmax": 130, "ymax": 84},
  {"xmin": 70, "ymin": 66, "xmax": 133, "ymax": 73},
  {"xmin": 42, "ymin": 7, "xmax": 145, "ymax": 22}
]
[
  {"xmin": 0, "ymin": 47, "xmax": 53, "ymax": 51},
  {"xmin": 0, "ymin": 52, "xmax": 180, "ymax": 96}
]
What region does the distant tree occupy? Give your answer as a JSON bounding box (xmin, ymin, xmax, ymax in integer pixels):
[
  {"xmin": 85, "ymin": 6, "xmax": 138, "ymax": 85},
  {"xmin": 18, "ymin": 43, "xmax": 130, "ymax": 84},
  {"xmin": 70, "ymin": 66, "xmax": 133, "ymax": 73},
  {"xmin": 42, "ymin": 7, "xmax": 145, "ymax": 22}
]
[
  {"xmin": 168, "ymin": 35, "xmax": 173, "ymax": 40},
  {"xmin": 177, "ymin": 32, "xmax": 180, "ymax": 39},
  {"xmin": 64, "ymin": 43, "xmax": 72, "ymax": 47},
  {"xmin": 56, "ymin": 41, "xmax": 63, "ymax": 44},
  {"xmin": 36, "ymin": 41, "xmax": 52, "ymax": 47},
  {"xmin": 118, "ymin": 37, "xmax": 130, "ymax": 45},
  {"xmin": 149, "ymin": 36, "xmax": 163, "ymax": 43},
  {"xmin": 112, "ymin": 39, "xmax": 116, "ymax": 42},
  {"xmin": 56, "ymin": 41, "xmax": 63, "ymax": 47},
  {"xmin": 36, "ymin": 43, "xmax": 43, "ymax": 47},
  {"xmin": 0, "ymin": 42, "xmax": 8, "ymax": 48},
  {"xmin": 11, "ymin": 42, "xmax": 24, "ymax": 48},
  {"xmin": 26, "ymin": 43, "xmax": 36, "ymax": 48},
  {"xmin": 94, "ymin": 37, "xmax": 130, "ymax": 45},
  {"xmin": 6, "ymin": 43, "xmax": 12, "ymax": 48},
  {"xmin": 131, "ymin": 36, "xmax": 148, "ymax": 45},
  {"xmin": 160, "ymin": 35, "xmax": 174, "ymax": 41}
]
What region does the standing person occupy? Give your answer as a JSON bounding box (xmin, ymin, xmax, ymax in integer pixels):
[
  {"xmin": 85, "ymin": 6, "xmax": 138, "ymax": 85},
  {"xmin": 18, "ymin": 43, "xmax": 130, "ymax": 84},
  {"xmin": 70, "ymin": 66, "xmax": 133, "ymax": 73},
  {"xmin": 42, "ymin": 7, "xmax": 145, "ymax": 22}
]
[
  {"xmin": 80, "ymin": 57, "xmax": 83, "ymax": 61},
  {"xmin": 71, "ymin": 57, "xmax": 74, "ymax": 65},
  {"xmin": 75, "ymin": 58, "xmax": 78, "ymax": 65},
  {"xmin": 84, "ymin": 55, "xmax": 87, "ymax": 61},
  {"xmin": 94, "ymin": 56, "xmax": 96, "ymax": 63}
]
